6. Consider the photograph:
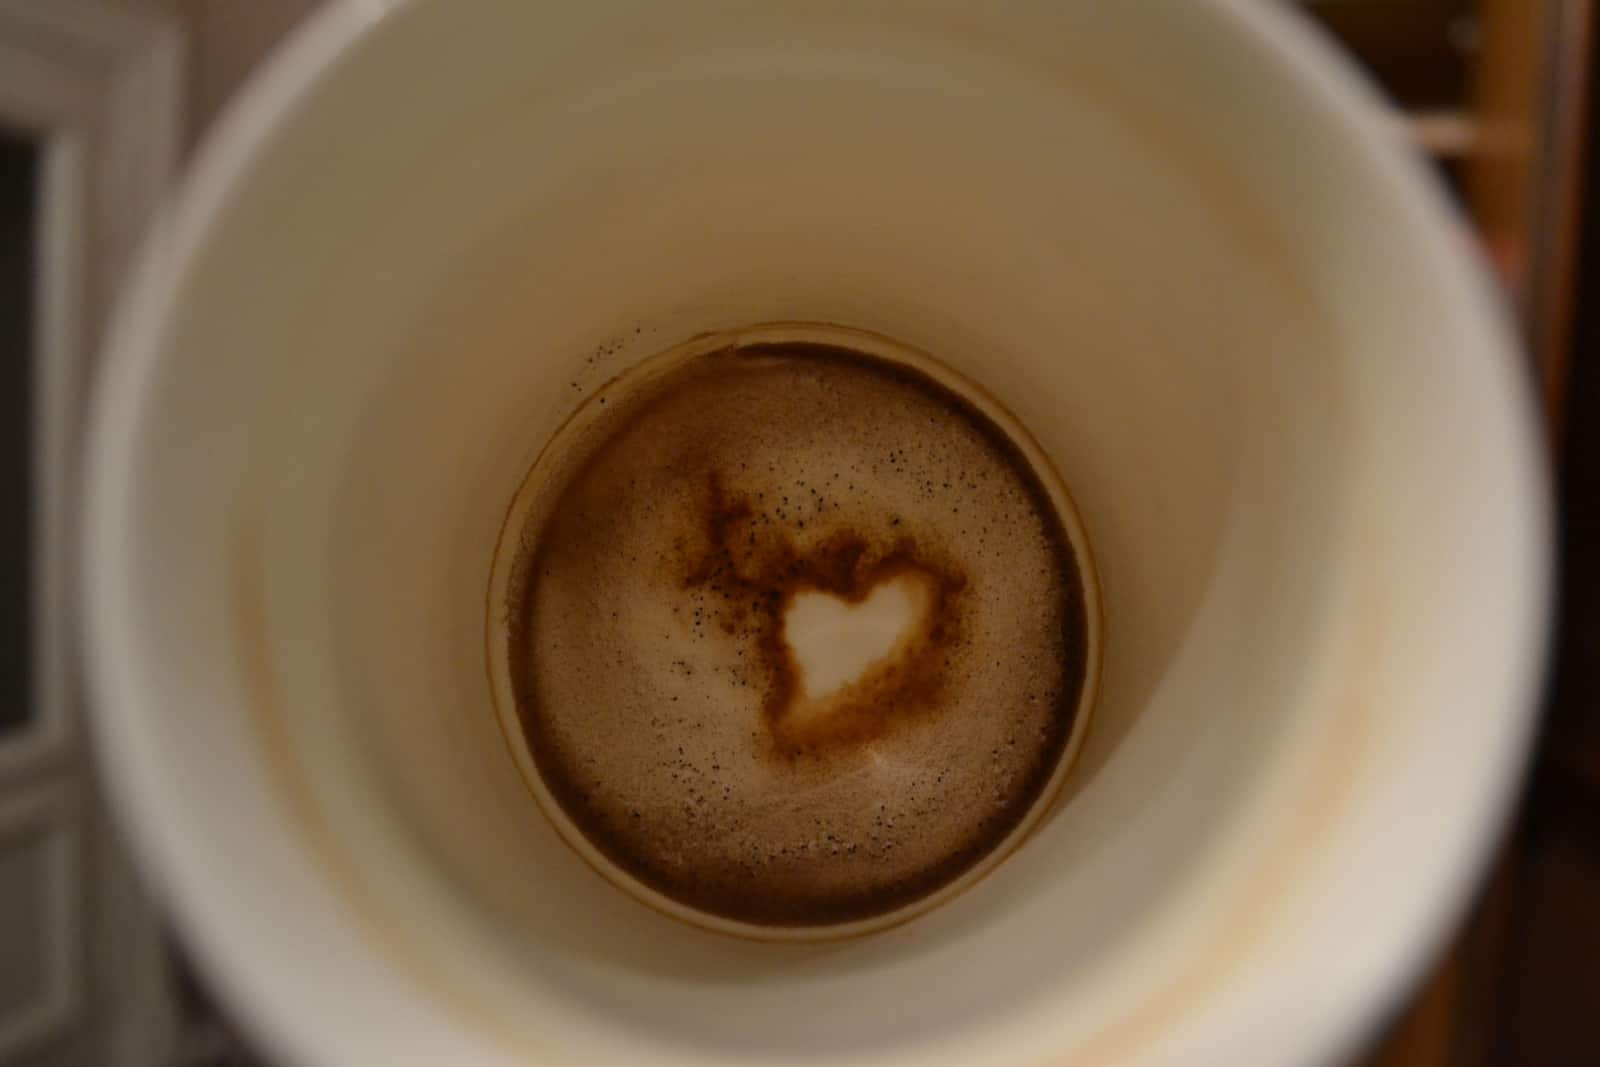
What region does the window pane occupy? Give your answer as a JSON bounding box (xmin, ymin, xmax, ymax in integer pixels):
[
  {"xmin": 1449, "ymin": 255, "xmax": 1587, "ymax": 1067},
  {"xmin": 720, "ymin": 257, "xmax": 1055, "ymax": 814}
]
[{"xmin": 0, "ymin": 133, "xmax": 37, "ymax": 736}]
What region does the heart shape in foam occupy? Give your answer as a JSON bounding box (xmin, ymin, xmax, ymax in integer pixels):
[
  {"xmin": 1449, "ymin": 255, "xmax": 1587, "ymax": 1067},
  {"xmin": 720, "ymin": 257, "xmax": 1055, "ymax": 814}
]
[{"xmin": 782, "ymin": 573, "xmax": 936, "ymax": 703}]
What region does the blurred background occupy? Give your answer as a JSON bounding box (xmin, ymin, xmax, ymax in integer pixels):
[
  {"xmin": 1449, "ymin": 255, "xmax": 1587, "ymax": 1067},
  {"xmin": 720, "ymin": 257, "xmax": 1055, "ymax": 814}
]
[{"xmin": 0, "ymin": 0, "xmax": 1594, "ymax": 1063}]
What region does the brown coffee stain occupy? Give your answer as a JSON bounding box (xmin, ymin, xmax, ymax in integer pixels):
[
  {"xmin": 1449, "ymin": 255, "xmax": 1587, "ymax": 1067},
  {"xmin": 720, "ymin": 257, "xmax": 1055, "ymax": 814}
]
[
  {"xmin": 677, "ymin": 473, "xmax": 968, "ymax": 760},
  {"xmin": 503, "ymin": 334, "xmax": 1094, "ymax": 928},
  {"xmin": 229, "ymin": 514, "xmax": 540, "ymax": 1057}
]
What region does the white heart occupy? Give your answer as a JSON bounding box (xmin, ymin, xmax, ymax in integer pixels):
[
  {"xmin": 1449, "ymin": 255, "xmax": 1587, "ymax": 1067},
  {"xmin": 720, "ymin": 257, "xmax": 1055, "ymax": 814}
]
[{"xmin": 782, "ymin": 574, "xmax": 935, "ymax": 701}]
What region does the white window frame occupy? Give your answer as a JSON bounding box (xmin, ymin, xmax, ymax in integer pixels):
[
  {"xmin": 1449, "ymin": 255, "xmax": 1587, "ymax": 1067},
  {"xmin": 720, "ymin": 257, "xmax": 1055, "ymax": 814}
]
[{"xmin": 0, "ymin": 2, "xmax": 185, "ymax": 1064}]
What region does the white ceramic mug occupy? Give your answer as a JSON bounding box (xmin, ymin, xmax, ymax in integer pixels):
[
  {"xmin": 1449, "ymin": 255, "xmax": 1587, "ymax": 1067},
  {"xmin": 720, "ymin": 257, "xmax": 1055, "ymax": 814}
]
[{"xmin": 83, "ymin": 2, "xmax": 1551, "ymax": 1065}]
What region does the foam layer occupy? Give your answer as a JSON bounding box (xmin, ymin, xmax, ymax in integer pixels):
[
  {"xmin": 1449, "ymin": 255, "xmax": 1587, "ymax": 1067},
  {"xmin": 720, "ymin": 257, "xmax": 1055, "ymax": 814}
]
[{"xmin": 504, "ymin": 336, "xmax": 1089, "ymax": 926}]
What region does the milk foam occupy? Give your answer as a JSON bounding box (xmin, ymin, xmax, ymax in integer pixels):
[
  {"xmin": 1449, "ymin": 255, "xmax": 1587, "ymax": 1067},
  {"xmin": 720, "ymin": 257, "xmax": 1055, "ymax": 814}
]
[{"xmin": 503, "ymin": 335, "xmax": 1089, "ymax": 925}]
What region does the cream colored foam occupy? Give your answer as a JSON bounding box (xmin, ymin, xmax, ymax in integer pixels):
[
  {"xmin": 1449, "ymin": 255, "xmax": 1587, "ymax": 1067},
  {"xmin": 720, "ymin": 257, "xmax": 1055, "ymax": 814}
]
[
  {"xmin": 785, "ymin": 575, "xmax": 934, "ymax": 700},
  {"xmin": 502, "ymin": 330, "xmax": 1090, "ymax": 926}
]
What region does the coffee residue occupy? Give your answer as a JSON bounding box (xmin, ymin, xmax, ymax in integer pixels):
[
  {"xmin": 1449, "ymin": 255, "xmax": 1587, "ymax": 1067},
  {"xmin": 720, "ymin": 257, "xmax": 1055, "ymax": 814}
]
[
  {"xmin": 678, "ymin": 473, "xmax": 968, "ymax": 759},
  {"xmin": 502, "ymin": 334, "xmax": 1090, "ymax": 927}
]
